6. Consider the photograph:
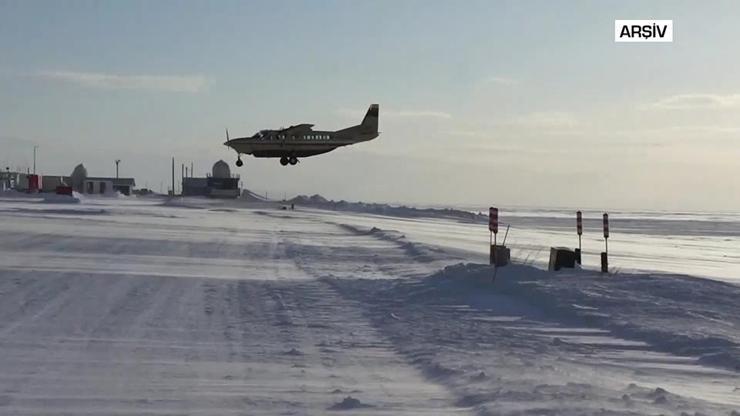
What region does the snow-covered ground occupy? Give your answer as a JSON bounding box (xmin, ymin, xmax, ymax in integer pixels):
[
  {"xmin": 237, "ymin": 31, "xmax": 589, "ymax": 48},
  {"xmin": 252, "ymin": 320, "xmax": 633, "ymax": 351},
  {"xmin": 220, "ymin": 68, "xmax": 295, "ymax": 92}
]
[
  {"xmin": 0, "ymin": 194, "xmax": 737, "ymax": 415},
  {"xmin": 312, "ymin": 206, "xmax": 740, "ymax": 283}
]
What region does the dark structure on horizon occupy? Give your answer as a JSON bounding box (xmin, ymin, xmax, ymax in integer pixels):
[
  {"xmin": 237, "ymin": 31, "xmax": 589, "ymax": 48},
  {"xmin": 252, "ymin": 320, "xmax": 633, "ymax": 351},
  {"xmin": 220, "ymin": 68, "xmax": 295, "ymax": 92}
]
[{"xmin": 182, "ymin": 160, "xmax": 240, "ymax": 198}]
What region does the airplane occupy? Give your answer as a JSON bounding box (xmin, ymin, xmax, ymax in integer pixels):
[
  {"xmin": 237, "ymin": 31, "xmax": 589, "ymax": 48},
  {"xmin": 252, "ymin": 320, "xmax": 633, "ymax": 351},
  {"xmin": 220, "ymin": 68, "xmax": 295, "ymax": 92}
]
[{"xmin": 224, "ymin": 104, "xmax": 379, "ymax": 167}]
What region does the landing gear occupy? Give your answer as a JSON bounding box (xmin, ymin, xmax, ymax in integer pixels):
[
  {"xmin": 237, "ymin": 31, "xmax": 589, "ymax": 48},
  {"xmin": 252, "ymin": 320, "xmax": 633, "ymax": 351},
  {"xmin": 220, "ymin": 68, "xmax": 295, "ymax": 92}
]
[
  {"xmin": 235, "ymin": 157, "xmax": 243, "ymax": 167},
  {"xmin": 279, "ymin": 156, "xmax": 298, "ymax": 166}
]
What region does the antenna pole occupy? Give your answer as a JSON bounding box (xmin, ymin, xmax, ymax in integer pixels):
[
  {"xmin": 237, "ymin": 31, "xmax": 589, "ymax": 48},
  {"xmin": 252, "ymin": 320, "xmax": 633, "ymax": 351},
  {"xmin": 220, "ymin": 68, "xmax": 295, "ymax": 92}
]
[
  {"xmin": 33, "ymin": 145, "xmax": 38, "ymax": 174},
  {"xmin": 171, "ymin": 157, "xmax": 175, "ymax": 196}
]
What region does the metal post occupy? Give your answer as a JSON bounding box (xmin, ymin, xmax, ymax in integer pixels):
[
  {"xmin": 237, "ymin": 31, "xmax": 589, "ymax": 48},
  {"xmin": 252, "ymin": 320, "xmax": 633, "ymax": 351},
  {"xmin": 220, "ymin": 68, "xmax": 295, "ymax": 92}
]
[
  {"xmin": 489, "ymin": 231, "xmax": 493, "ymax": 265},
  {"xmin": 489, "ymin": 207, "xmax": 500, "ymax": 280},
  {"xmin": 601, "ymin": 213, "xmax": 609, "ymax": 273},
  {"xmin": 171, "ymin": 157, "xmax": 175, "ymax": 196},
  {"xmin": 492, "ymin": 232, "xmax": 499, "ymax": 282},
  {"xmin": 115, "ymin": 159, "xmax": 120, "ymax": 179},
  {"xmin": 33, "ymin": 145, "xmax": 38, "ymax": 174},
  {"xmin": 576, "ymin": 210, "xmax": 583, "ymax": 265}
]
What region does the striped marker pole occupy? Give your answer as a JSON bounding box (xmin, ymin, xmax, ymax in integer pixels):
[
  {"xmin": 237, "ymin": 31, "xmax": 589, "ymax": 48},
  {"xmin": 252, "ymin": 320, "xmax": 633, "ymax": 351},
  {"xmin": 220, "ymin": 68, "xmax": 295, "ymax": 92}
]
[
  {"xmin": 489, "ymin": 207, "xmax": 498, "ymax": 233},
  {"xmin": 489, "ymin": 207, "xmax": 498, "ymax": 269}
]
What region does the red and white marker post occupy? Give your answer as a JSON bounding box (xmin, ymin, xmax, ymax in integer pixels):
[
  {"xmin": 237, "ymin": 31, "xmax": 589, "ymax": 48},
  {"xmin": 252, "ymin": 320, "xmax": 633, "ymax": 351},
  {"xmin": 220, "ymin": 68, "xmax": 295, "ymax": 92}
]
[
  {"xmin": 601, "ymin": 213, "xmax": 609, "ymax": 273},
  {"xmin": 489, "ymin": 207, "xmax": 499, "ymax": 238},
  {"xmin": 489, "ymin": 207, "xmax": 498, "ymax": 266}
]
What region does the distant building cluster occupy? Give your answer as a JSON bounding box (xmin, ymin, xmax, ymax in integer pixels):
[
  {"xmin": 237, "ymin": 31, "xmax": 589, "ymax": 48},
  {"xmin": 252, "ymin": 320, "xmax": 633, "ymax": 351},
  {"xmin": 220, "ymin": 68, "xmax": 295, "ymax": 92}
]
[
  {"xmin": 2, "ymin": 159, "xmax": 241, "ymax": 198},
  {"xmin": 182, "ymin": 160, "xmax": 240, "ymax": 199},
  {"xmin": 1, "ymin": 163, "xmax": 135, "ymax": 195}
]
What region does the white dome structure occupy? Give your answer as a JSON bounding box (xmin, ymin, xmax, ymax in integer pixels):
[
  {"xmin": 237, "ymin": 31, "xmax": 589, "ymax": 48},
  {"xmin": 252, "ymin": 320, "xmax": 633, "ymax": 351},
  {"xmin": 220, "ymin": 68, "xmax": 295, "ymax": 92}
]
[
  {"xmin": 212, "ymin": 160, "xmax": 231, "ymax": 178},
  {"xmin": 70, "ymin": 163, "xmax": 88, "ymax": 192}
]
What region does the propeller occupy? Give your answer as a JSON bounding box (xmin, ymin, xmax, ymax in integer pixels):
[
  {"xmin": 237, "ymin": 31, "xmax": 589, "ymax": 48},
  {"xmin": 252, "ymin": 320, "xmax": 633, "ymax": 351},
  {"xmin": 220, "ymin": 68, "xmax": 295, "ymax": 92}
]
[{"xmin": 225, "ymin": 128, "xmax": 230, "ymax": 142}]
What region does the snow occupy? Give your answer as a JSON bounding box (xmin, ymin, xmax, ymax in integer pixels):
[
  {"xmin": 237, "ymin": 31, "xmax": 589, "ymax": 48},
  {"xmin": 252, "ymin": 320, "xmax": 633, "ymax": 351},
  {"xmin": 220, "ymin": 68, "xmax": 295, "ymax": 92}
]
[
  {"xmin": 306, "ymin": 206, "xmax": 740, "ymax": 283},
  {"xmin": 0, "ymin": 195, "xmax": 737, "ymax": 415}
]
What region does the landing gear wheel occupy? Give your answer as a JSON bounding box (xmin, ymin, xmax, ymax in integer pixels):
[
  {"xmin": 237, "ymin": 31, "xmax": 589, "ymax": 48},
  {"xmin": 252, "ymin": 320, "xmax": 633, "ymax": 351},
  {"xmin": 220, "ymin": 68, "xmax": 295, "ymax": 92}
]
[
  {"xmin": 235, "ymin": 158, "xmax": 243, "ymax": 167},
  {"xmin": 280, "ymin": 156, "xmax": 289, "ymax": 166},
  {"xmin": 289, "ymin": 156, "xmax": 298, "ymax": 165}
]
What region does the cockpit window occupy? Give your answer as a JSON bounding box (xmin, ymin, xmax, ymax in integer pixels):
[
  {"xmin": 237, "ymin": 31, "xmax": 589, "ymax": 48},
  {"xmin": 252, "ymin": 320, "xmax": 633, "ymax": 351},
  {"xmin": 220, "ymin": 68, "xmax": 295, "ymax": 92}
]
[{"xmin": 253, "ymin": 130, "xmax": 271, "ymax": 139}]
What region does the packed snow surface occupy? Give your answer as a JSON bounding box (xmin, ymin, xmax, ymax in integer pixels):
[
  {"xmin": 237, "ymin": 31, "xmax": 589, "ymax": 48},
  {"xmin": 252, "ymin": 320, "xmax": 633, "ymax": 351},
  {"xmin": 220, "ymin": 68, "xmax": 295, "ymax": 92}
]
[
  {"xmin": 299, "ymin": 201, "xmax": 740, "ymax": 283},
  {"xmin": 0, "ymin": 194, "xmax": 737, "ymax": 415}
]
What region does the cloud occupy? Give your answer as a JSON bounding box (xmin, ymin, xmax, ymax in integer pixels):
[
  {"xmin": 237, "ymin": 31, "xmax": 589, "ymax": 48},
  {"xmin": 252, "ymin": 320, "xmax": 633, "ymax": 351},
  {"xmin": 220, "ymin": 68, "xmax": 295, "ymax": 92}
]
[
  {"xmin": 507, "ymin": 111, "xmax": 579, "ymax": 129},
  {"xmin": 481, "ymin": 76, "xmax": 519, "ymax": 86},
  {"xmin": 337, "ymin": 108, "xmax": 452, "ymax": 119},
  {"xmin": 388, "ymin": 110, "xmax": 452, "ymax": 119},
  {"xmin": 646, "ymin": 93, "xmax": 740, "ymax": 110},
  {"xmin": 443, "ymin": 111, "xmax": 581, "ymax": 141},
  {"xmin": 445, "ymin": 130, "xmax": 489, "ymax": 138},
  {"xmin": 37, "ymin": 70, "xmax": 210, "ymax": 93},
  {"xmin": 612, "ymin": 125, "xmax": 740, "ymax": 141}
]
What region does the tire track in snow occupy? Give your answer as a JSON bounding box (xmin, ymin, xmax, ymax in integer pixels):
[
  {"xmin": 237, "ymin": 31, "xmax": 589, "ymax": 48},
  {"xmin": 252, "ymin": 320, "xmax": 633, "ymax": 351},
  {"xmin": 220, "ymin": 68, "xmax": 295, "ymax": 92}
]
[
  {"xmin": 289, "ymin": 220, "xmax": 740, "ymax": 415},
  {"xmin": 0, "ymin": 205, "xmax": 469, "ymax": 415}
]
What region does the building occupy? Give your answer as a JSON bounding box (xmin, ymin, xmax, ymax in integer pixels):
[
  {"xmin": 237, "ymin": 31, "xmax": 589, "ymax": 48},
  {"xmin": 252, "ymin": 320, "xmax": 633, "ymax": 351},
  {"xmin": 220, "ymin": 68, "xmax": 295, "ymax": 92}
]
[
  {"xmin": 0, "ymin": 170, "xmax": 22, "ymax": 191},
  {"xmin": 182, "ymin": 160, "xmax": 240, "ymax": 198},
  {"xmin": 1, "ymin": 163, "xmax": 136, "ymax": 195},
  {"xmin": 182, "ymin": 177, "xmax": 209, "ymax": 196},
  {"xmin": 84, "ymin": 177, "xmax": 136, "ymax": 195},
  {"xmin": 41, "ymin": 176, "xmax": 70, "ymax": 193},
  {"xmin": 70, "ymin": 164, "xmax": 87, "ymax": 193}
]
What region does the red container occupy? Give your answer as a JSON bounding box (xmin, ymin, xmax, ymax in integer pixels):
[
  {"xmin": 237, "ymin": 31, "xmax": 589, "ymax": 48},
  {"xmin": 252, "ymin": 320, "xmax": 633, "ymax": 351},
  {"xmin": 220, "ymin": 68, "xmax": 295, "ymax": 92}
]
[
  {"xmin": 56, "ymin": 186, "xmax": 73, "ymax": 195},
  {"xmin": 28, "ymin": 174, "xmax": 42, "ymax": 192}
]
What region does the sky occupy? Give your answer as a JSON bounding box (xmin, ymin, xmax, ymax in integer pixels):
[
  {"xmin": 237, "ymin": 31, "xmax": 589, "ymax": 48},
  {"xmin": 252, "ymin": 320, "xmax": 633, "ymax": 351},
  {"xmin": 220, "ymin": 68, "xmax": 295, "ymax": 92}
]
[{"xmin": 1, "ymin": 0, "xmax": 739, "ymax": 211}]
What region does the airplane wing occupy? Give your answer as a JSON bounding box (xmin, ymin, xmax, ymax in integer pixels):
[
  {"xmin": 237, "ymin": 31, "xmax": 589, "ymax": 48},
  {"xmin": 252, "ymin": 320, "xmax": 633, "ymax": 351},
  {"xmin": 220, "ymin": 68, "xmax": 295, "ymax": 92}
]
[{"xmin": 279, "ymin": 124, "xmax": 314, "ymax": 134}]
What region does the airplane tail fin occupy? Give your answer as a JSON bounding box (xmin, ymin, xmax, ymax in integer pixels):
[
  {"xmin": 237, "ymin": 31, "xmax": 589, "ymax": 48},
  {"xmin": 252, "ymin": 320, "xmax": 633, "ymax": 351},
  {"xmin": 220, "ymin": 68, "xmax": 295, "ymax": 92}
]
[{"xmin": 361, "ymin": 104, "xmax": 379, "ymax": 133}]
